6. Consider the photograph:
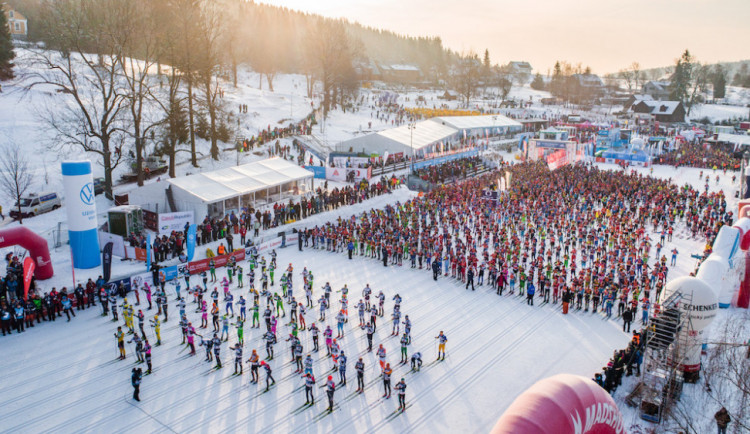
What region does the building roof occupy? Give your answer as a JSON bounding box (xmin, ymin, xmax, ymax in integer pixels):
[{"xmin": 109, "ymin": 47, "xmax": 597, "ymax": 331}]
[
  {"xmin": 434, "ymin": 114, "xmax": 522, "ymax": 130},
  {"xmin": 572, "ymin": 73, "xmax": 603, "ymax": 87},
  {"xmin": 168, "ymin": 158, "xmax": 313, "ymax": 204},
  {"xmin": 638, "ymin": 100, "xmax": 682, "ymax": 115},
  {"xmin": 645, "ymin": 81, "xmax": 671, "ymax": 92},
  {"xmin": 377, "ymin": 119, "xmax": 457, "ymax": 150},
  {"xmin": 509, "ymin": 61, "xmax": 532, "ymax": 70}
]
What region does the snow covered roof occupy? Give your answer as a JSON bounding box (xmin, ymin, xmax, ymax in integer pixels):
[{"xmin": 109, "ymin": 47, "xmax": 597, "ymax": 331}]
[
  {"xmin": 642, "ymin": 101, "xmax": 681, "ymax": 115},
  {"xmin": 716, "ymin": 133, "xmax": 750, "ymax": 148},
  {"xmin": 377, "ymin": 119, "xmax": 457, "ymax": 150},
  {"xmin": 167, "ymin": 158, "xmax": 313, "ymax": 203},
  {"xmin": 434, "ymin": 114, "xmax": 522, "ymax": 130}
]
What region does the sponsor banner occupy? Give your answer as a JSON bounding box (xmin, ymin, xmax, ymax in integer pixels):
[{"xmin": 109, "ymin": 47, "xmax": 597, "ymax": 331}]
[
  {"xmin": 186, "ymin": 224, "xmax": 197, "ymax": 261},
  {"xmin": 412, "ymin": 149, "xmax": 479, "ymax": 170},
  {"xmin": 98, "ymin": 231, "xmax": 127, "ymax": 257},
  {"xmin": 129, "ymin": 272, "xmax": 151, "ymax": 290},
  {"xmin": 158, "ymin": 211, "xmax": 194, "ymax": 235},
  {"xmin": 595, "ymin": 157, "xmax": 605, "ymax": 163},
  {"xmin": 325, "ymin": 167, "xmax": 371, "ymax": 182},
  {"xmin": 533, "ymin": 140, "xmax": 568, "ymax": 150},
  {"xmin": 105, "ymin": 277, "xmax": 132, "ymax": 295},
  {"xmin": 332, "ymin": 156, "xmax": 370, "ymax": 168},
  {"xmin": 23, "ymin": 257, "xmax": 35, "ymax": 301},
  {"xmin": 304, "ymin": 165, "xmax": 326, "ymax": 179},
  {"xmin": 186, "ymin": 249, "xmax": 246, "ymax": 275},
  {"xmin": 286, "ymin": 233, "xmax": 299, "ymax": 245}
]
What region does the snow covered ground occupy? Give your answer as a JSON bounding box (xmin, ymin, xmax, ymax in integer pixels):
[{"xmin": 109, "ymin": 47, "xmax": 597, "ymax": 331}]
[{"xmin": 0, "ymin": 160, "xmax": 744, "ymax": 434}]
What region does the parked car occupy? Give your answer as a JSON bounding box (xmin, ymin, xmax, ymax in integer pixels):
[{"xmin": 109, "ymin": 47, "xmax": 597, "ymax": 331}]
[
  {"xmin": 10, "ymin": 192, "xmax": 62, "ymax": 219},
  {"xmin": 93, "ymin": 177, "xmax": 105, "ymax": 195}
]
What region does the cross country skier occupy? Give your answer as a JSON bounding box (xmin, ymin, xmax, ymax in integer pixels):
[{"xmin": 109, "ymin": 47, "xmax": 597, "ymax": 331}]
[
  {"xmin": 355, "ymin": 358, "xmax": 365, "ymax": 392},
  {"xmin": 391, "ymin": 309, "xmax": 401, "ymax": 336},
  {"xmin": 233, "ymin": 344, "xmax": 243, "ymax": 375},
  {"xmin": 336, "ymin": 310, "xmax": 346, "ymax": 338},
  {"xmin": 225, "ymin": 291, "xmax": 234, "ymax": 317},
  {"xmin": 143, "ymin": 340, "xmax": 152, "ymax": 374},
  {"xmin": 199, "ymin": 334, "xmax": 213, "ymax": 362},
  {"xmin": 395, "ymin": 378, "xmax": 407, "ymax": 411},
  {"xmin": 377, "ymin": 344, "xmax": 387, "ymax": 373},
  {"xmin": 366, "ymin": 322, "xmax": 374, "ymax": 352},
  {"xmin": 137, "ymin": 310, "xmax": 146, "ymax": 337},
  {"xmin": 115, "ymin": 326, "xmax": 126, "ymax": 359},
  {"xmin": 400, "ymin": 333, "xmax": 409, "ymax": 363},
  {"xmin": 338, "ymin": 351, "xmax": 347, "ymax": 385},
  {"xmin": 356, "ymin": 299, "xmax": 366, "ymax": 327},
  {"xmin": 238, "ymin": 296, "xmax": 246, "ymax": 321},
  {"xmin": 187, "ymin": 323, "xmax": 196, "ymax": 355},
  {"xmin": 128, "ymin": 333, "xmax": 144, "ymax": 363},
  {"xmin": 331, "ymin": 339, "xmax": 340, "ymax": 372},
  {"xmin": 265, "ymin": 330, "xmax": 276, "ymax": 360},
  {"xmin": 318, "ymin": 295, "xmax": 327, "ymax": 321},
  {"xmin": 378, "ymin": 291, "xmax": 385, "ymax": 317},
  {"xmin": 248, "ymin": 350, "xmax": 260, "ymax": 383},
  {"xmin": 220, "ymin": 315, "xmax": 230, "ymax": 341},
  {"xmin": 262, "ymin": 361, "xmax": 275, "ymax": 391},
  {"xmin": 131, "ymin": 367, "xmax": 142, "ymax": 402},
  {"xmin": 304, "ymin": 372, "xmax": 316, "ymax": 404},
  {"xmin": 411, "ymin": 352, "xmax": 422, "ymax": 371},
  {"xmin": 213, "ymin": 334, "xmax": 222, "ymax": 368},
  {"xmin": 435, "ymin": 331, "xmax": 447, "ymax": 360},
  {"xmin": 310, "ymin": 323, "xmax": 320, "ymax": 352},
  {"xmin": 382, "ymin": 363, "xmax": 392, "ymax": 398},
  {"xmin": 326, "ymin": 375, "xmax": 336, "ymax": 411},
  {"xmin": 324, "ymin": 325, "xmax": 333, "ymax": 355}
]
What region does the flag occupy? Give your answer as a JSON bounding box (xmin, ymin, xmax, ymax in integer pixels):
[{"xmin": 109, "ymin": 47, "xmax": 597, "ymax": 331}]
[
  {"xmin": 187, "ymin": 224, "xmax": 197, "ymax": 261},
  {"xmin": 102, "ymin": 242, "xmax": 113, "ymax": 283},
  {"xmin": 146, "ymin": 233, "xmax": 152, "ymax": 271},
  {"xmin": 23, "ymin": 257, "xmax": 35, "ymax": 301}
]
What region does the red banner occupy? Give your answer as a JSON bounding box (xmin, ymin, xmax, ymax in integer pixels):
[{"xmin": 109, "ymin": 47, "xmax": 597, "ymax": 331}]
[
  {"xmin": 23, "ymin": 257, "xmax": 35, "ymax": 301},
  {"xmin": 187, "ymin": 249, "xmax": 246, "ymax": 275}
]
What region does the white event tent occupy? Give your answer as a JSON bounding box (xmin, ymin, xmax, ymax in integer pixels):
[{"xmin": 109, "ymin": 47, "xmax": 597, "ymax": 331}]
[{"xmin": 167, "ymin": 158, "xmax": 314, "ymax": 221}]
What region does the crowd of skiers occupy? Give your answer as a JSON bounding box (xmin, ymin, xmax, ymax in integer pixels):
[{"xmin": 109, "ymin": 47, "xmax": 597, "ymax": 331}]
[
  {"xmin": 300, "ymin": 160, "xmax": 731, "ymax": 331},
  {"xmin": 655, "ymin": 142, "xmax": 740, "ymax": 171},
  {"xmin": 413, "ymin": 156, "xmax": 485, "ymax": 185},
  {"xmin": 111, "ymin": 249, "xmax": 442, "ymax": 416}
]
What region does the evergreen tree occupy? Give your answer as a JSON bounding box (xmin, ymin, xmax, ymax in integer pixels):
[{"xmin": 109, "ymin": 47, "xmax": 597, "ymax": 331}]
[
  {"xmin": 0, "ymin": 8, "xmax": 15, "ymax": 81},
  {"xmin": 530, "ymin": 73, "xmax": 545, "ymax": 91},
  {"xmin": 711, "ymin": 64, "xmax": 727, "ymax": 99},
  {"xmin": 669, "ymin": 49, "xmax": 693, "ymax": 102},
  {"xmin": 483, "ymin": 49, "xmax": 490, "ymax": 70}
]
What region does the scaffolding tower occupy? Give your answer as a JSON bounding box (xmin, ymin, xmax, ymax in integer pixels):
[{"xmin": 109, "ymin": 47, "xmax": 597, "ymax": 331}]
[{"xmin": 635, "ymin": 290, "xmax": 694, "ymax": 424}]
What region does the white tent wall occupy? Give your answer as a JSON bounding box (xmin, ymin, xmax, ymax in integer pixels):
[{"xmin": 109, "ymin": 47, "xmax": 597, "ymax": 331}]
[{"xmin": 126, "ymin": 181, "xmax": 170, "ymax": 213}]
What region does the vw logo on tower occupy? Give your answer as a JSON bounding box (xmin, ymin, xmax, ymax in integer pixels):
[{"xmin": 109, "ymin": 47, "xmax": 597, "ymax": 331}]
[{"xmin": 80, "ymin": 183, "xmax": 95, "ymax": 205}]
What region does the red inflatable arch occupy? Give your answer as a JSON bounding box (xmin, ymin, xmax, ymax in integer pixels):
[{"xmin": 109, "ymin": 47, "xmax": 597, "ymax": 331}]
[
  {"xmin": 491, "ymin": 374, "xmax": 624, "ymax": 434},
  {"xmin": 0, "ymin": 227, "xmax": 54, "ymax": 280}
]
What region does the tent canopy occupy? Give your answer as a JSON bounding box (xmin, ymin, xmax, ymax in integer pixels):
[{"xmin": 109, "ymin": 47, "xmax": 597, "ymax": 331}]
[
  {"xmin": 168, "ymin": 158, "xmax": 313, "ymax": 204},
  {"xmin": 434, "ymin": 114, "xmax": 522, "ymax": 130}
]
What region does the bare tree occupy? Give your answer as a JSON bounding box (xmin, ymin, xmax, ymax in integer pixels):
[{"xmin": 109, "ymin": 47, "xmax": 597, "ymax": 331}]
[
  {"xmin": 631, "ymin": 62, "xmax": 642, "ymax": 92},
  {"xmin": 0, "ymin": 141, "xmax": 33, "ymax": 224},
  {"xmin": 118, "ymin": 0, "xmax": 163, "ymax": 186},
  {"xmin": 194, "ymin": 0, "xmax": 225, "ymax": 160},
  {"xmin": 619, "ymin": 68, "xmax": 635, "ymax": 92},
  {"xmin": 26, "ymin": 0, "xmax": 128, "ymax": 200},
  {"xmin": 452, "ymin": 52, "xmax": 482, "ymax": 107},
  {"xmin": 306, "ymin": 19, "xmax": 355, "ymax": 116}
]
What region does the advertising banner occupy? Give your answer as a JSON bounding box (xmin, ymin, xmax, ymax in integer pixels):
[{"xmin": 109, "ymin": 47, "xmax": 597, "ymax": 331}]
[
  {"xmin": 61, "ymin": 160, "xmax": 100, "ymax": 269},
  {"xmin": 102, "ymin": 242, "xmax": 113, "ymax": 283},
  {"xmin": 23, "ymin": 257, "xmax": 35, "ymax": 301},
  {"xmin": 187, "ymin": 224, "xmax": 197, "ymax": 261},
  {"xmin": 143, "ymin": 209, "xmax": 158, "ymax": 231},
  {"xmin": 158, "ymin": 211, "xmax": 194, "ymax": 235},
  {"xmin": 186, "ymin": 249, "xmax": 246, "ymax": 275},
  {"xmin": 412, "ymin": 149, "xmax": 479, "ymax": 170},
  {"xmin": 304, "ymin": 166, "xmax": 326, "ymax": 179},
  {"xmin": 332, "ymin": 156, "xmax": 370, "ymax": 168},
  {"xmin": 325, "ymin": 167, "xmax": 372, "ymax": 182}
]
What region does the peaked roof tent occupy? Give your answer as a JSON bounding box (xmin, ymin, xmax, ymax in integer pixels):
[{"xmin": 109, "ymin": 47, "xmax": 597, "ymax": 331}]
[
  {"xmin": 435, "ymin": 114, "xmax": 522, "ymax": 130},
  {"xmin": 167, "ymin": 157, "xmax": 313, "ymax": 203},
  {"xmin": 377, "ymin": 119, "xmax": 458, "ymax": 150}
]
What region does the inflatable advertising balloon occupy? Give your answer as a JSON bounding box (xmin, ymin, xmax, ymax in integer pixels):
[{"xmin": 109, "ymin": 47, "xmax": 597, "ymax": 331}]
[{"xmin": 491, "ymin": 374, "xmax": 624, "ymax": 434}]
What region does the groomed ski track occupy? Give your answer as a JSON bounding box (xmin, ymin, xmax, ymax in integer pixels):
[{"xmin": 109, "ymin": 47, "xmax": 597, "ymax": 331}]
[{"xmin": 0, "ymin": 241, "xmax": 628, "ymax": 433}]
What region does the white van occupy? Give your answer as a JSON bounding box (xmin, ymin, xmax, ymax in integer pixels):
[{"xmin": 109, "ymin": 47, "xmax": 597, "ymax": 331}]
[{"xmin": 10, "ymin": 192, "xmax": 62, "ymax": 219}]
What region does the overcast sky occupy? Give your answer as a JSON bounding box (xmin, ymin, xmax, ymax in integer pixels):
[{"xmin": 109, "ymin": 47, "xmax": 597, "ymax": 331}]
[{"xmin": 260, "ymin": 0, "xmax": 750, "ymax": 75}]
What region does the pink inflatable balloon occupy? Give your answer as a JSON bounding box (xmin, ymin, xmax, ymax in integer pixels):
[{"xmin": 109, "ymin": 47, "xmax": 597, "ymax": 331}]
[{"xmin": 491, "ymin": 374, "xmax": 624, "ymax": 434}]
